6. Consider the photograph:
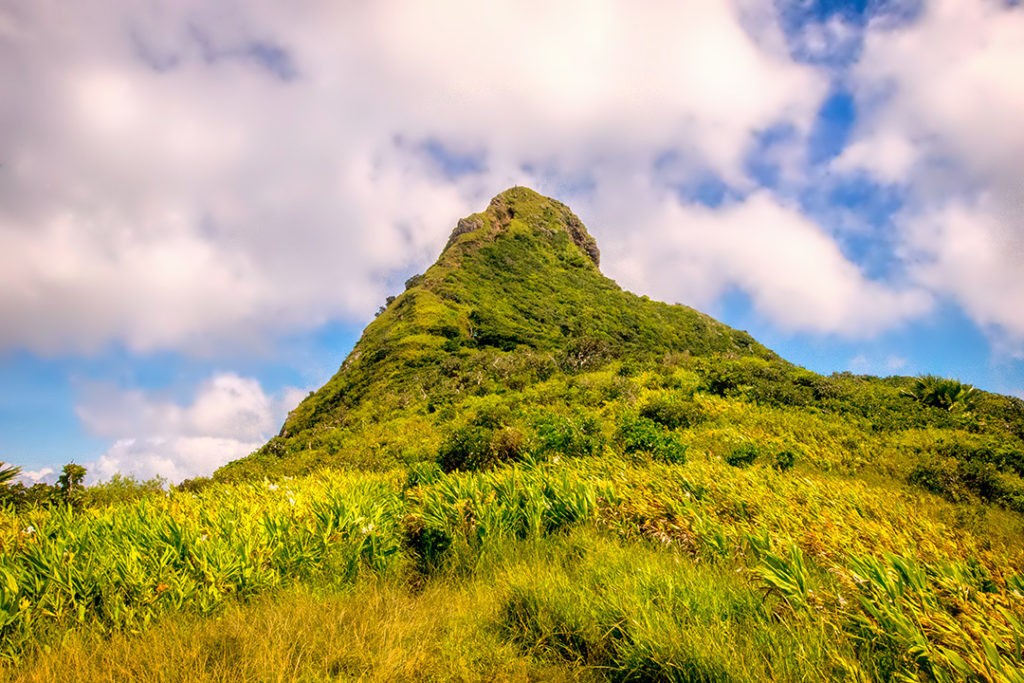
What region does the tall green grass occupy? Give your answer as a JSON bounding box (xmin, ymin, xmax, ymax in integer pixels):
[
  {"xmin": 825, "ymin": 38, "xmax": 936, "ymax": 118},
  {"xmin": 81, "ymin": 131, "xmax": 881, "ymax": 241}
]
[{"xmin": 2, "ymin": 456, "xmax": 1023, "ymax": 680}]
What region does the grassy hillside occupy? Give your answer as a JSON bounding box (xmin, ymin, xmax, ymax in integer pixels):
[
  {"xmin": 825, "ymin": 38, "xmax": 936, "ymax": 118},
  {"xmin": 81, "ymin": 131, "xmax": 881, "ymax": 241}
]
[
  {"xmin": 2, "ymin": 188, "xmax": 1024, "ymax": 680},
  {"xmin": 214, "ymin": 187, "xmax": 772, "ymax": 481},
  {"xmin": 212, "ymin": 188, "xmax": 1024, "ymax": 521},
  {"xmin": 2, "ymin": 455, "xmax": 1023, "ymax": 680}
]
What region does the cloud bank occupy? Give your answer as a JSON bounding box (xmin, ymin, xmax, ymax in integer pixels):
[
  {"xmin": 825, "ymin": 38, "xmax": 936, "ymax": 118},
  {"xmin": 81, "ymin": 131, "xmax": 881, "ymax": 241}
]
[
  {"xmin": 840, "ymin": 0, "xmax": 1024, "ymax": 350},
  {"xmin": 76, "ymin": 373, "xmax": 304, "ymax": 482},
  {"xmin": 1, "ymin": 0, "xmax": 837, "ymax": 356}
]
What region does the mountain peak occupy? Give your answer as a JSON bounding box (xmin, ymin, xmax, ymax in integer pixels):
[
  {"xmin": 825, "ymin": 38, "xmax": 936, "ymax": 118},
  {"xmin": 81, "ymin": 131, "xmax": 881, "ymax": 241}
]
[
  {"xmin": 445, "ymin": 187, "xmax": 600, "ymax": 268},
  {"xmin": 218, "ymin": 188, "xmax": 773, "ymax": 479}
]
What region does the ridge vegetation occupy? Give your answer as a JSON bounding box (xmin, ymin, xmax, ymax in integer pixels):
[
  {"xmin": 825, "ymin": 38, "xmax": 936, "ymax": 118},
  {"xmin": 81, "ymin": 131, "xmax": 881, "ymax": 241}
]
[{"xmin": 1, "ymin": 188, "xmax": 1023, "ymax": 681}]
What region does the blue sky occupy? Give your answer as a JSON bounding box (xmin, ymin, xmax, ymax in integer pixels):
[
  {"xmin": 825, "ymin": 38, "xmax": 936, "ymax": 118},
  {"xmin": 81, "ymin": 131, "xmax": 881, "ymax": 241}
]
[{"xmin": 1, "ymin": 0, "xmax": 1022, "ymax": 482}]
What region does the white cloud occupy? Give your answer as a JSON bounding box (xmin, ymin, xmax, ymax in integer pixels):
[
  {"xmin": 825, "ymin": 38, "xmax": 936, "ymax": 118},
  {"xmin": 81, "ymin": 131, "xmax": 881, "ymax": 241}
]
[
  {"xmin": 789, "ymin": 14, "xmax": 862, "ymax": 64},
  {"xmin": 841, "ymin": 0, "xmax": 1024, "ymax": 350},
  {"xmin": 833, "ymin": 132, "xmax": 918, "ymax": 185},
  {"xmin": 848, "ymin": 353, "xmax": 907, "ymax": 376},
  {"xmin": 77, "ymin": 373, "xmax": 303, "ymax": 482},
  {"xmin": 0, "ymin": 0, "xmax": 827, "ymax": 355},
  {"xmin": 19, "ymin": 467, "xmax": 55, "ymax": 484},
  {"xmin": 842, "ymin": 0, "xmax": 1024, "ymax": 186},
  {"xmin": 595, "ymin": 188, "xmax": 930, "ymax": 337},
  {"xmin": 906, "ymin": 200, "xmax": 1024, "ymax": 345}
]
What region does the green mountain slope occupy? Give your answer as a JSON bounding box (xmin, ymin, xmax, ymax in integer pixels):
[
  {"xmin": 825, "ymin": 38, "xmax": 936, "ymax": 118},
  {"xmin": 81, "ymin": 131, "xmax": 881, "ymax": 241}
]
[
  {"xmin": 216, "ymin": 187, "xmax": 778, "ymax": 478},
  {"xmin": 217, "ymin": 187, "xmax": 1024, "ymax": 505}
]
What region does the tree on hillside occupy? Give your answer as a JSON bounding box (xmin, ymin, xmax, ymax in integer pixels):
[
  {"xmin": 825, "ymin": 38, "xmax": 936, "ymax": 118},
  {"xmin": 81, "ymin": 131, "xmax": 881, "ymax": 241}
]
[{"xmin": 57, "ymin": 463, "xmax": 87, "ymax": 508}]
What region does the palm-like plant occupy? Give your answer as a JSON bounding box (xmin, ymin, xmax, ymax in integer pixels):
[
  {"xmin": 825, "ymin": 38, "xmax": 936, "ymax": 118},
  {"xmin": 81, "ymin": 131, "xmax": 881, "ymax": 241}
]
[
  {"xmin": 904, "ymin": 375, "xmax": 978, "ymax": 412},
  {"xmin": 0, "ymin": 462, "xmax": 22, "ymax": 487}
]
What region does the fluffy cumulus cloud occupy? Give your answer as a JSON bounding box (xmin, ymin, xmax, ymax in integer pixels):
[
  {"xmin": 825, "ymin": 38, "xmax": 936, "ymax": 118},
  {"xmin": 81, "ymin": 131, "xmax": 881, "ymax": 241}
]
[
  {"xmin": 0, "ymin": 0, "xmax": 836, "ymax": 355},
  {"xmin": 839, "ymin": 0, "xmax": 1024, "ymax": 351},
  {"xmin": 19, "ymin": 467, "xmax": 55, "ymax": 484},
  {"xmin": 76, "ymin": 373, "xmax": 304, "ymax": 482},
  {"xmin": 596, "ymin": 189, "xmax": 930, "ymax": 336},
  {"xmin": 1, "ymin": 0, "xmax": 1020, "ymax": 368}
]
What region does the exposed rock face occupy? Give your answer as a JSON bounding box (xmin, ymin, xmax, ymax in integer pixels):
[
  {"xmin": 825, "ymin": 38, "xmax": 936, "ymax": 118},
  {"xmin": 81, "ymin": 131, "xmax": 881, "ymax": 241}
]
[
  {"xmin": 445, "ymin": 216, "xmax": 484, "ymax": 250},
  {"xmin": 488, "ymin": 193, "xmax": 515, "ymax": 227},
  {"xmin": 565, "ymin": 213, "xmax": 600, "ymax": 268}
]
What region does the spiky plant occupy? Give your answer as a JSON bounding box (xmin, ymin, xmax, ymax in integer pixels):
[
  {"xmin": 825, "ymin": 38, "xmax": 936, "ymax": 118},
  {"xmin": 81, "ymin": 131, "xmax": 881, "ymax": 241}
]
[
  {"xmin": 0, "ymin": 462, "xmax": 21, "ymax": 487},
  {"xmin": 905, "ymin": 375, "xmax": 978, "ymax": 412}
]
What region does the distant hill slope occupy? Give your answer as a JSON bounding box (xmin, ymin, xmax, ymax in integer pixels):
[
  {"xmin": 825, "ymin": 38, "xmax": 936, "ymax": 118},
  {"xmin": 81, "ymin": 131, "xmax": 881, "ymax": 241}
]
[{"xmin": 215, "ymin": 188, "xmax": 1024, "ymax": 512}]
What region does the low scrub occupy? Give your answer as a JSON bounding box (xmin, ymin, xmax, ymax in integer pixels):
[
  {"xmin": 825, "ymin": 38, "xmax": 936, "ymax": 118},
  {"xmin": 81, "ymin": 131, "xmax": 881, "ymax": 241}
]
[{"xmin": 616, "ymin": 414, "xmax": 688, "ymax": 464}]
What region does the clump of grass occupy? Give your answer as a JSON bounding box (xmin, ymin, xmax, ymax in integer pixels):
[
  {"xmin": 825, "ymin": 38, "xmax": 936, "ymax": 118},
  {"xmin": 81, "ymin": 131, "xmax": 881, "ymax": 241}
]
[
  {"xmin": 725, "ymin": 442, "xmax": 760, "ymax": 468},
  {"xmin": 499, "ymin": 531, "xmax": 845, "ymax": 681},
  {"xmin": 1, "ymin": 578, "xmax": 584, "ymax": 683}
]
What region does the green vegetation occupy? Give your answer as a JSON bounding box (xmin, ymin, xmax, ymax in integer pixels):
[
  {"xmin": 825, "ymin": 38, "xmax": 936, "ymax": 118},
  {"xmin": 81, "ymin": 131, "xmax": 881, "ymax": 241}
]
[
  {"xmin": 905, "ymin": 374, "xmax": 979, "ymax": 412},
  {"xmin": 2, "ymin": 458, "xmax": 1023, "ymax": 680},
  {"xmin": 2, "ymin": 187, "xmax": 1024, "ymax": 680}
]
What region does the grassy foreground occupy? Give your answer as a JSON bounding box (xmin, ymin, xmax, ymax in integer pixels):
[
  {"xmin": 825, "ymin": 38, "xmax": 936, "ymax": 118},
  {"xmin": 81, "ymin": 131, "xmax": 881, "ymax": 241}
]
[{"xmin": 2, "ymin": 454, "xmax": 1023, "ymax": 681}]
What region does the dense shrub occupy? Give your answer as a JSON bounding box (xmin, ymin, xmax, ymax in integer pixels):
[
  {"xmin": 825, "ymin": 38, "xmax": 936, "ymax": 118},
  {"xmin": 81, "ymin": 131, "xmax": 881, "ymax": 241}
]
[
  {"xmin": 533, "ymin": 412, "xmax": 605, "ymax": 459},
  {"xmin": 616, "ymin": 415, "xmax": 688, "ymax": 464},
  {"xmin": 616, "ymin": 359, "xmax": 640, "ymax": 377},
  {"xmin": 908, "ymin": 458, "xmax": 1024, "ymax": 512},
  {"xmin": 726, "ymin": 443, "xmax": 760, "ymax": 468},
  {"xmin": 698, "ymin": 358, "xmax": 818, "ymax": 408},
  {"xmin": 85, "ymin": 474, "xmax": 166, "ymax": 507},
  {"xmin": 438, "ymin": 424, "xmax": 529, "ymax": 472},
  {"xmin": 774, "ymin": 449, "xmax": 797, "ymax": 472},
  {"xmin": 639, "ymin": 394, "xmax": 705, "ymax": 430},
  {"xmin": 402, "ymin": 516, "xmax": 452, "ymax": 575},
  {"xmin": 931, "ymin": 439, "xmax": 1024, "ymax": 478},
  {"xmin": 558, "ymin": 336, "xmax": 611, "ymax": 372}
]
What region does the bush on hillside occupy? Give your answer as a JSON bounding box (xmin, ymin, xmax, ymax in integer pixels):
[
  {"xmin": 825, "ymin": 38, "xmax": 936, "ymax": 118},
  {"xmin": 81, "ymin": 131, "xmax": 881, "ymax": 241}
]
[
  {"xmin": 930, "ymin": 439, "xmax": 1024, "ymax": 478},
  {"xmin": 699, "ymin": 358, "xmax": 817, "ymax": 408},
  {"xmin": 86, "ymin": 474, "xmax": 166, "ymax": 507},
  {"xmin": 437, "ymin": 399, "xmax": 531, "ymax": 472},
  {"xmin": 558, "ymin": 336, "xmax": 611, "ymax": 373},
  {"xmin": 438, "ymin": 424, "xmax": 529, "ymax": 472},
  {"xmin": 909, "ymin": 458, "xmax": 1024, "ymax": 513},
  {"xmin": 616, "ymin": 414, "xmax": 687, "ymax": 464},
  {"xmin": 533, "ymin": 412, "xmax": 605, "ymax": 459},
  {"xmin": 726, "ymin": 443, "xmax": 760, "ymax": 468},
  {"xmin": 773, "ymin": 449, "xmax": 797, "ymax": 472},
  {"xmin": 639, "ymin": 394, "xmax": 705, "ymax": 430}
]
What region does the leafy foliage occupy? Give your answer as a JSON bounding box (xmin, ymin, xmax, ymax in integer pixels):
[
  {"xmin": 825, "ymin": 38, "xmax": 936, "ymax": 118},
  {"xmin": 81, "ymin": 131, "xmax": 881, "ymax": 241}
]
[
  {"xmin": 616, "ymin": 414, "xmax": 688, "ymax": 464},
  {"xmin": 0, "ymin": 465, "xmax": 21, "ymax": 488},
  {"xmin": 905, "ymin": 374, "xmax": 978, "ymax": 412},
  {"xmin": 773, "ymin": 448, "xmax": 797, "ymax": 472},
  {"xmin": 725, "ymin": 442, "xmax": 760, "ymax": 468},
  {"xmin": 531, "ymin": 412, "xmax": 605, "ymax": 459}
]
